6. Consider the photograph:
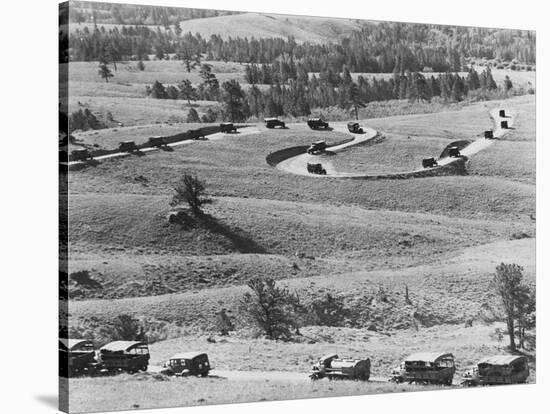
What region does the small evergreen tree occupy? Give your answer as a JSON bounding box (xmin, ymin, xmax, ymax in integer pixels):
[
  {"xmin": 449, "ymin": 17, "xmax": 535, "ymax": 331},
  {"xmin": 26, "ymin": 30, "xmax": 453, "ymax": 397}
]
[
  {"xmin": 239, "ymin": 277, "xmax": 301, "ymax": 340},
  {"xmin": 170, "ymin": 174, "xmax": 212, "ymax": 216},
  {"xmin": 178, "ymin": 79, "xmax": 198, "ymax": 104},
  {"xmin": 186, "ymin": 108, "xmax": 201, "ymax": 123},
  {"xmin": 98, "ymin": 63, "xmax": 113, "ymax": 83}
]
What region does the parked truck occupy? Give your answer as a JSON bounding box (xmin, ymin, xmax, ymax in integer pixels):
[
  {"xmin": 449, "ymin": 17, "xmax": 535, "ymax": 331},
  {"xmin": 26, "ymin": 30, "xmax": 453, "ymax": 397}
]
[
  {"xmin": 390, "ymin": 352, "xmax": 455, "ymax": 385},
  {"xmin": 310, "ymin": 354, "xmax": 370, "ymax": 381}
]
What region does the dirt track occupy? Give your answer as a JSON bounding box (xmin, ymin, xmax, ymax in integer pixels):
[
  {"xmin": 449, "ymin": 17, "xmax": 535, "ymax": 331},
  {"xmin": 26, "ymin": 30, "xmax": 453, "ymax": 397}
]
[
  {"xmin": 149, "ymin": 365, "xmax": 388, "ymax": 383},
  {"xmin": 65, "ymin": 126, "xmax": 261, "ymax": 166},
  {"xmin": 275, "ymin": 109, "xmax": 513, "ymax": 178}
]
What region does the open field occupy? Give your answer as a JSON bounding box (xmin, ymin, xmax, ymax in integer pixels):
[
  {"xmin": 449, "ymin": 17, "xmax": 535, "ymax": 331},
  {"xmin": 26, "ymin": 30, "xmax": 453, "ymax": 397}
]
[
  {"xmin": 65, "ymin": 67, "xmax": 535, "ymax": 412},
  {"xmin": 67, "ymin": 321, "xmax": 534, "ymax": 413}
]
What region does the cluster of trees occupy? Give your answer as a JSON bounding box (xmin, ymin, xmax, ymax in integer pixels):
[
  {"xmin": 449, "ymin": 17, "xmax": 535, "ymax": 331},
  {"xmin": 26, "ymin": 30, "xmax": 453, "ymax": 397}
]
[
  {"xmin": 492, "ymin": 263, "xmax": 535, "ymax": 351},
  {"xmin": 69, "ymin": 1, "xmax": 236, "ymax": 26},
  {"xmin": 69, "ymin": 21, "xmax": 535, "ymax": 72},
  {"xmin": 147, "ymin": 66, "xmax": 501, "ymax": 121},
  {"xmin": 69, "ymin": 108, "xmax": 106, "ymax": 133}
]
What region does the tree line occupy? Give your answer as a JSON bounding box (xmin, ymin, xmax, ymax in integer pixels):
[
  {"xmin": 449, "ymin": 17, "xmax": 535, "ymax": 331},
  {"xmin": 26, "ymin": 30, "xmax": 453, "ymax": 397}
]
[
  {"xmin": 146, "ymin": 65, "xmax": 504, "ymax": 121},
  {"xmin": 68, "ymin": 21, "xmax": 535, "ymax": 73}
]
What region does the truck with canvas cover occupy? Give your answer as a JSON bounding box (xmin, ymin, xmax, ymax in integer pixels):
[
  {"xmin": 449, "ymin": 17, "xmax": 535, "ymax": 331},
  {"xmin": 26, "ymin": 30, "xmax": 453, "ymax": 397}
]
[
  {"xmin": 220, "ymin": 122, "xmax": 237, "ymax": 133},
  {"xmin": 71, "ymin": 148, "xmax": 92, "ymax": 162},
  {"xmin": 307, "ymin": 140, "xmax": 327, "ymax": 154},
  {"xmin": 160, "ymin": 352, "xmax": 212, "ymax": 377},
  {"xmin": 347, "ymin": 121, "xmax": 364, "ymax": 134},
  {"xmin": 264, "ymin": 117, "xmax": 286, "ymax": 129},
  {"xmin": 461, "ymin": 355, "xmax": 529, "ymax": 386},
  {"xmin": 390, "ymin": 352, "xmax": 455, "ymax": 385},
  {"xmin": 307, "ymin": 118, "xmax": 329, "ymax": 130},
  {"xmin": 59, "ymin": 338, "xmax": 98, "ymax": 377},
  {"xmin": 98, "ymin": 341, "xmax": 150, "ymax": 373},
  {"xmin": 310, "ymin": 353, "xmax": 370, "ymax": 381},
  {"xmin": 119, "ymin": 140, "xmax": 138, "ymax": 153},
  {"xmin": 422, "ymin": 157, "xmax": 438, "ymax": 168},
  {"xmin": 148, "ymin": 136, "xmax": 167, "ymax": 147},
  {"xmin": 307, "ymin": 162, "xmax": 327, "ymax": 175}
]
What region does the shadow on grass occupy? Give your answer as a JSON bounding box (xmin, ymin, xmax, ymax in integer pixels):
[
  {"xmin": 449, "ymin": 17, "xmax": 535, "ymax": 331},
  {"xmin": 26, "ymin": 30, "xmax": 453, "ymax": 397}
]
[
  {"xmin": 171, "ymin": 211, "xmax": 267, "ymax": 254},
  {"xmin": 200, "ymin": 213, "xmax": 267, "ymax": 254}
]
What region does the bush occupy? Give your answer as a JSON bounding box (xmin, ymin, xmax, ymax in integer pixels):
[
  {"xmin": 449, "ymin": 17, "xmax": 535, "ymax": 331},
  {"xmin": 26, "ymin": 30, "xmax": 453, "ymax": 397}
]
[
  {"xmin": 308, "ymin": 293, "xmax": 351, "ymax": 326},
  {"xmin": 69, "ymin": 108, "xmax": 107, "ymax": 133},
  {"xmin": 186, "ymin": 108, "xmax": 201, "ymax": 123},
  {"xmin": 112, "ymin": 314, "xmax": 147, "ymax": 341},
  {"xmin": 170, "ymin": 174, "xmax": 212, "ymax": 217},
  {"xmin": 239, "ymin": 277, "xmax": 302, "ymax": 339}
]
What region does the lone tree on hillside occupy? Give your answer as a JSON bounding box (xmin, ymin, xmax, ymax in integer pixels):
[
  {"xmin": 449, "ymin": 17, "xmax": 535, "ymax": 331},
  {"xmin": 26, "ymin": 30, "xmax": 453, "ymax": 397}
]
[
  {"xmin": 170, "ymin": 173, "xmax": 212, "ymax": 217},
  {"xmin": 98, "ymin": 63, "xmax": 114, "ymax": 83},
  {"xmin": 492, "ymin": 263, "xmax": 534, "ymax": 351},
  {"xmin": 239, "ymin": 277, "xmax": 302, "ymax": 340}
]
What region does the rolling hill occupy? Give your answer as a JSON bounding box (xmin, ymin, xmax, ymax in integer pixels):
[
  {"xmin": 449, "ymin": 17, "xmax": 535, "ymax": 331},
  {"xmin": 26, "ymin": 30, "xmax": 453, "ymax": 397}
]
[{"xmin": 177, "ymin": 12, "xmax": 364, "ymax": 43}]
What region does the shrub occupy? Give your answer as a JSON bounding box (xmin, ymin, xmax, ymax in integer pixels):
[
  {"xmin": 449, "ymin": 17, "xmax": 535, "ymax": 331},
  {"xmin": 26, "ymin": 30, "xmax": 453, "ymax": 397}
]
[
  {"xmin": 239, "ymin": 277, "xmax": 302, "ymax": 339},
  {"xmin": 186, "ymin": 108, "xmax": 201, "ymax": 123},
  {"xmin": 308, "ymin": 293, "xmax": 351, "ymax": 326},
  {"xmin": 170, "ymin": 174, "xmax": 212, "ymax": 217},
  {"xmin": 112, "ymin": 314, "xmax": 147, "ymax": 341}
]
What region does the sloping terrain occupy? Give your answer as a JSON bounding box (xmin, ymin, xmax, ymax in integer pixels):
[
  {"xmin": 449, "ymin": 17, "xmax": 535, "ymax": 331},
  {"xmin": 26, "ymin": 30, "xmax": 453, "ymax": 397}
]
[{"xmin": 177, "ymin": 12, "xmax": 363, "ymax": 43}]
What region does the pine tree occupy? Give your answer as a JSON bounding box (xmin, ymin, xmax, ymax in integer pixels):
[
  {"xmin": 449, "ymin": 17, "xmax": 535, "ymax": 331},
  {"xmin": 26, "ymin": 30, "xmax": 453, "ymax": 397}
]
[
  {"xmin": 177, "ymin": 79, "xmax": 198, "ymax": 104},
  {"xmin": 221, "ymin": 80, "xmax": 247, "ymax": 122},
  {"xmin": 97, "ymin": 63, "xmax": 113, "ymax": 83},
  {"xmin": 504, "ymin": 75, "xmax": 513, "ymax": 91},
  {"xmin": 492, "ymin": 263, "xmax": 530, "ymax": 352},
  {"xmin": 186, "ymin": 108, "xmax": 201, "ymax": 123}
]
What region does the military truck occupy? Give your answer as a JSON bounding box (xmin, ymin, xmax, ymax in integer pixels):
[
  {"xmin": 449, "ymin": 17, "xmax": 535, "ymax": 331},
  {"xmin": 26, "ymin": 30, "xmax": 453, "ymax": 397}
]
[
  {"xmin": 307, "ymin": 163, "xmax": 327, "ymax": 175},
  {"xmin": 422, "ymin": 158, "xmax": 438, "ymax": 168},
  {"xmin": 118, "ymin": 141, "xmax": 139, "ymax": 153},
  {"xmin": 307, "ymin": 140, "xmax": 327, "ymax": 154},
  {"xmin": 448, "ymin": 146, "xmax": 461, "ymax": 158},
  {"xmin": 148, "ymin": 136, "xmax": 167, "ymax": 147},
  {"xmin": 59, "ymin": 338, "xmax": 98, "ymax": 377},
  {"xmin": 71, "ymin": 148, "xmax": 92, "ymax": 162},
  {"xmin": 501, "ymin": 120, "xmax": 509, "ymax": 129},
  {"xmin": 220, "ymin": 122, "xmax": 237, "ymax": 133},
  {"xmin": 307, "ymin": 118, "xmax": 329, "ymax": 130},
  {"xmin": 484, "ymin": 130, "xmax": 494, "ymax": 139},
  {"xmin": 390, "ymin": 352, "xmax": 456, "ymax": 385},
  {"xmin": 98, "ymin": 341, "xmax": 150, "ymax": 374},
  {"xmin": 160, "ymin": 352, "xmax": 212, "ymax": 377},
  {"xmin": 461, "ymin": 355, "xmax": 529, "ymax": 386},
  {"xmin": 347, "ymin": 121, "xmax": 364, "ymax": 134},
  {"xmin": 310, "ymin": 353, "xmax": 370, "ymax": 381},
  {"xmin": 264, "ymin": 117, "xmax": 286, "ymax": 129},
  {"xmin": 499, "ymin": 109, "xmax": 506, "ymax": 117}
]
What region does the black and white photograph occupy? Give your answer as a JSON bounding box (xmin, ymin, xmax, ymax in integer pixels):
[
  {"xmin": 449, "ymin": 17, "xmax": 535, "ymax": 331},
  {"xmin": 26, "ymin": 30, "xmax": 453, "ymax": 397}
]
[{"xmin": 55, "ymin": 0, "xmax": 539, "ymax": 412}]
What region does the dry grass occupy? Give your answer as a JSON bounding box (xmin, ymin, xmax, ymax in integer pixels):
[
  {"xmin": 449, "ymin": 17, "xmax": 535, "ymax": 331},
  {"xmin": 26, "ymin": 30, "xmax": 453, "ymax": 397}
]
[
  {"xmin": 67, "ymin": 373, "xmax": 438, "ymax": 413},
  {"xmin": 67, "ymin": 322, "xmax": 535, "ymax": 413},
  {"xmin": 71, "ymin": 122, "xmax": 220, "ymax": 150},
  {"xmin": 177, "ymin": 12, "xmax": 362, "ymax": 43}
]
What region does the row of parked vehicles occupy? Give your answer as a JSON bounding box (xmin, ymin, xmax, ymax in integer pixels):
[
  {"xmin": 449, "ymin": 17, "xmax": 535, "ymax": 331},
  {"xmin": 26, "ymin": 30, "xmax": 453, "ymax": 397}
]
[
  {"xmin": 60, "ymin": 123, "xmax": 241, "ymax": 163},
  {"xmin": 59, "ymin": 339, "xmax": 212, "ymax": 378},
  {"xmin": 61, "ymin": 338, "xmax": 529, "ymax": 387},
  {"xmin": 310, "ymin": 352, "xmax": 530, "ymax": 386}
]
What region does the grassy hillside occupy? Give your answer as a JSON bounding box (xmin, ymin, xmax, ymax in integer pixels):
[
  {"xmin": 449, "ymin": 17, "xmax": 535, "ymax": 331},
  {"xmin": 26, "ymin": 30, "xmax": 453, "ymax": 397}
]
[{"xmin": 177, "ymin": 13, "xmax": 363, "ymax": 43}]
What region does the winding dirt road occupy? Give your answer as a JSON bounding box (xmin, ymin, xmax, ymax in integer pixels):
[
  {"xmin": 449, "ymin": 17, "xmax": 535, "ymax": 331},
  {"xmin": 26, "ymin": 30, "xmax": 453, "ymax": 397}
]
[
  {"xmin": 275, "ymin": 109, "xmax": 513, "ymax": 179},
  {"xmin": 66, "ymin": 127, "xmax": 261, "ymax": 167}
]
